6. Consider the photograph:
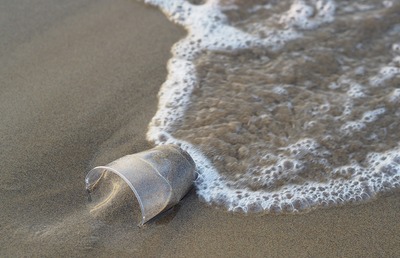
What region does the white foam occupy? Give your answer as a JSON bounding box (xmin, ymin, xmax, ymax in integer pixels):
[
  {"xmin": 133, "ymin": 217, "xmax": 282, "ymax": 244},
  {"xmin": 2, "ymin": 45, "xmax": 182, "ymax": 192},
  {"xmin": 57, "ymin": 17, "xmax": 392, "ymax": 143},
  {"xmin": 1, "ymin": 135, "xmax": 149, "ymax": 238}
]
[
  {"xmin": 279, "ymin": 0, "xmax": 336, "ymax": 30},
  {"xmin": 340, "ymin": 108, "xmax": 386, "ymax": 135},
  {"xmin": 388, "ymin": 88, "xmax": 400, "ymax": 103},
  {"xmin": 383, "ymin": 1, "xmax": 394, "ymax": 8},
  {"xmin": 354, "ymin": 66, "xmax": 365, "ymax": 76},
  {"xmin": 147, "ymin": 58, "xmax": 196, "ymax": 141},
  {"xmin": 347, "ymin": 82, "xmax": 366, "ymax": 98},
  {"xmin": 392, "ymin": 56, "xmax": 400, "ymax": 65},
  {"xmin": 272, "ymin": 85, "xmax": 288, "ymax": 95},
  {"xmin": 392, "ymin": 43, "xmax": 400, "ymax": 53},
  {"xmin": 340, "ymin": 121, "xmax": 366, "ymax": 135},
  {"xmin": 369, "ymin": 66, "xmax": 400, "ymax": 87},
  {"xmin": 361, "ymin": 108, "xmax": 386, "ymax": 123},
  {"xmin": 248, "ymin": 3, "xmax": 273, "ymax": 14}
]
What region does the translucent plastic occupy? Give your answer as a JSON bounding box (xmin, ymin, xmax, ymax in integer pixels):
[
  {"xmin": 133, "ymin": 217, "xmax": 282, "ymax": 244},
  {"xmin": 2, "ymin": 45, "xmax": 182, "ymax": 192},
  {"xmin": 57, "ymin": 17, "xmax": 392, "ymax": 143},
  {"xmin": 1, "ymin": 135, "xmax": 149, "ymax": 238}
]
[{"xmin": 85, "ymin": 145, "xmax": 196, "ymax": 226}]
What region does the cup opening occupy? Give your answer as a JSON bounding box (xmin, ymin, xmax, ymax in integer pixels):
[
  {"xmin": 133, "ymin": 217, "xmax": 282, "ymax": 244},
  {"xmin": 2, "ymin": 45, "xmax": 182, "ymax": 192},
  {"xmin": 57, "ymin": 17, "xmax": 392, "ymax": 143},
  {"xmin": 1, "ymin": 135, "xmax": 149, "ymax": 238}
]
[{"xmin": 86, "ymin": 168, "xmax": 147, "ymax": 226}]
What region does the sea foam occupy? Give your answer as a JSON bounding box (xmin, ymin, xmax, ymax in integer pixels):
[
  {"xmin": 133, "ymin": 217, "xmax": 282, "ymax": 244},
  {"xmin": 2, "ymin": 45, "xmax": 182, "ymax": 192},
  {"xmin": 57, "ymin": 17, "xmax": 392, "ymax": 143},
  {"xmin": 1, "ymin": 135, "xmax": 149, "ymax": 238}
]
[{"xmin": 145, "ymin": 0, "xmax": 400, "ymax": 214}]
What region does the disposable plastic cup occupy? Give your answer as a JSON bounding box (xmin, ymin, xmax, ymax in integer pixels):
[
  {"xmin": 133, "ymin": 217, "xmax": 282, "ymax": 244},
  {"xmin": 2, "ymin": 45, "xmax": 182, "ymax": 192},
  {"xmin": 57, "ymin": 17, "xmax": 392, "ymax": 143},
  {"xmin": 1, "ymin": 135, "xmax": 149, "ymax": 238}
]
[{"xmin": 85, "ymin": 145, "xmax": 196, "ymax": 226}]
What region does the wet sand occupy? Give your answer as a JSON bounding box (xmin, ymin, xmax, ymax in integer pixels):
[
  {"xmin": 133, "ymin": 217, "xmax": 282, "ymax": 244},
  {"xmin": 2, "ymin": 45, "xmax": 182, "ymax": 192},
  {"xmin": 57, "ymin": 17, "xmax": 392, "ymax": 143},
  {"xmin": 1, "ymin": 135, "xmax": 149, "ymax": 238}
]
[{"xmin": 1, "ymin": 0, "xmax": 399, "ymax": 257}]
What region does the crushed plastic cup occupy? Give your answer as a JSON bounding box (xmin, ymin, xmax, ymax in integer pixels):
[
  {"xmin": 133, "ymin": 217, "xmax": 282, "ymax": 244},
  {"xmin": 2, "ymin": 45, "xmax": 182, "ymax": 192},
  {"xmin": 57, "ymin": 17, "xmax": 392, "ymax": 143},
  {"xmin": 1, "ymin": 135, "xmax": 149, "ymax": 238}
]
[{"xmin": 85, "ymin": 144, "xmax": 196, "ymax": 226}]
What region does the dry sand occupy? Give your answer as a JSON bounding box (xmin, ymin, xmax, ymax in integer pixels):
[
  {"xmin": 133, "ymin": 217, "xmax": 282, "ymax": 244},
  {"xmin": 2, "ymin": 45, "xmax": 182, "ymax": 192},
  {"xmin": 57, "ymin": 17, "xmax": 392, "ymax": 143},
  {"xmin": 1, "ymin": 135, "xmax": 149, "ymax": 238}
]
[{"xmin": 0, "ymin": 0, "xmax": 399, "ymax": 257}]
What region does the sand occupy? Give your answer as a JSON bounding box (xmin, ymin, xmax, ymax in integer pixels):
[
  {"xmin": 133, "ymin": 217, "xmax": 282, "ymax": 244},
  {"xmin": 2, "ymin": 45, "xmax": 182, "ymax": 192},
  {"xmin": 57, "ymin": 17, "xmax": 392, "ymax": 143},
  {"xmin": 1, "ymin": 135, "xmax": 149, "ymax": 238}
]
[{"xmin": 0, "ymin": 0, "xmax": 399, "ymax": 257}]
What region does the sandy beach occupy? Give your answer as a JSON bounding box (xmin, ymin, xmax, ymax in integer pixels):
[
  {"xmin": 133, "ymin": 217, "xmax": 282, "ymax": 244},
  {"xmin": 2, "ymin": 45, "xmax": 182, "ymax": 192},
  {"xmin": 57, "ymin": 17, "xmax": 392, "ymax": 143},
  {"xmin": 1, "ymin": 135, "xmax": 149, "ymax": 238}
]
[{"xmin": 1, "ymin": 0, "xmax": 399, "ymax": 257}]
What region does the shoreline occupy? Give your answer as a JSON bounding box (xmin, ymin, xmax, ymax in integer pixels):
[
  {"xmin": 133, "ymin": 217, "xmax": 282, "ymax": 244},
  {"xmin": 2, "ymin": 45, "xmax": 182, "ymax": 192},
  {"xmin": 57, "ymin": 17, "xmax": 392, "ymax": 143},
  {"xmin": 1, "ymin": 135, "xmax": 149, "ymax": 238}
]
[{"xmin": 1, "ymin": 0, "xmax": 399, "ymax": 257}]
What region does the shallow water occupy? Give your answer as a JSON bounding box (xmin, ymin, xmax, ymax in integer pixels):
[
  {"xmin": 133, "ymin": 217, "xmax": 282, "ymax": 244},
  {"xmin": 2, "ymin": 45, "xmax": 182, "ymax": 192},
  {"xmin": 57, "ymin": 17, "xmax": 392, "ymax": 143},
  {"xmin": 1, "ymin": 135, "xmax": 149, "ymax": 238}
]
[{"xmin": 145, "ymin": 0, "xmax": 400, "ymax": 213}]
